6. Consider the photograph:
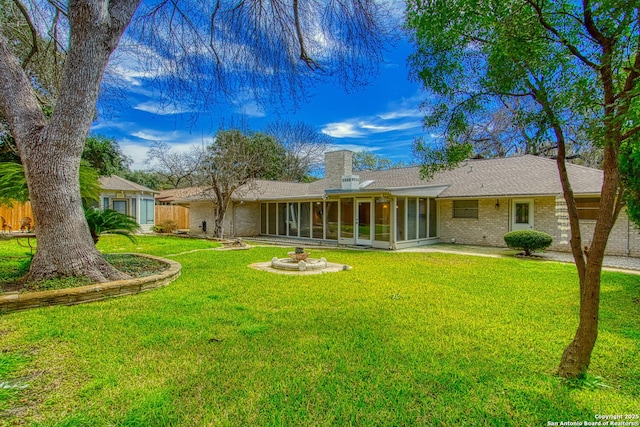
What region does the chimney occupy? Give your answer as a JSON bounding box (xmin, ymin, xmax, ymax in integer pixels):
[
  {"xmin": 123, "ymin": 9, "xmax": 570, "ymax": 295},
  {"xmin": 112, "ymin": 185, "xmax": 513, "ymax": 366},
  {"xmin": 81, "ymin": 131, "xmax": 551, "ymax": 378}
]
[{"xmin": 325, "ymin": 150, "xmax": 353, "ymax": 189}]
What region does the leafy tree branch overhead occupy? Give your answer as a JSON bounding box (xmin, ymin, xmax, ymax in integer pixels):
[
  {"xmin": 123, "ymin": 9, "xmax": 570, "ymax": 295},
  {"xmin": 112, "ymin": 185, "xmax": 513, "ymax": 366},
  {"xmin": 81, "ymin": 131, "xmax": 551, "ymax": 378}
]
[
  {"xmin": 0, "ymin": 0, "xmax": 395, "ymax": 283},
  {"xmin": 406, "ymin": 0, "xmax": 639, "ymax": 379}
]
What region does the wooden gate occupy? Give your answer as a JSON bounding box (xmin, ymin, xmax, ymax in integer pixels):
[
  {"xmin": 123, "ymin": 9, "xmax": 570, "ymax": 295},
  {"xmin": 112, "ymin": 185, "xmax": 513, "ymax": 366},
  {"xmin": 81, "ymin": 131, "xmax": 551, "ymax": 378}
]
[{"xmin": 155, "ymin": 205, "xmax": 190, "ymax": 230}]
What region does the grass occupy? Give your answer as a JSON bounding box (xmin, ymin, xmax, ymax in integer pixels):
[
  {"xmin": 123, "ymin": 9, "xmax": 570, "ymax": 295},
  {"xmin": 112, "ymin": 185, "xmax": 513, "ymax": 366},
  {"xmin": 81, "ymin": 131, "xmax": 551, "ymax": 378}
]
[
  {"xmin": 0, "ymin": 235, "xmax": 215, "ymax": 293},
  {"xmin": 0, "ymin": 235, "xmax": 638, "ymax": 426}
]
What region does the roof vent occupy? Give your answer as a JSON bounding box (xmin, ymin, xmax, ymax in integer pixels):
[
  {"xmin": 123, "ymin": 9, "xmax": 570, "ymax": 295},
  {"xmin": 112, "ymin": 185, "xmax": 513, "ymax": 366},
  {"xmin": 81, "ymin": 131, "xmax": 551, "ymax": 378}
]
[
  {"xmin": 359, "ymin": 180, "xmax": 375, "ymax": 189},
  {"xmin": 342, "ymin": 175, "xmax": 360, "ymax": 190}
]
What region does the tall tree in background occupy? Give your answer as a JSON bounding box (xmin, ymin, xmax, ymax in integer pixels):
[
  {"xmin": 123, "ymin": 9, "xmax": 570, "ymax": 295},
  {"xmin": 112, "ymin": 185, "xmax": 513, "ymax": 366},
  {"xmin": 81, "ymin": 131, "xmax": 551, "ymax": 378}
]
[
  {"xmin": 201, "ymin": 129, "xmax": 283, "ymax": 238},
  {"xmin": 406, "ymin": 0, "xmax": 639, "ymax": 378},
  {"xmin": 352, "ymin": 149, "xmax": 408, "ymax": 171},
  {"xmin": 264, "ymin": 121, "xmax": 331, "ymax": 181},
  {"xmin": 0, "ymin": 0, "xmax": 392, "ymax": 282},
  {"xmin": 82, "ymin": 134, "xmax": 132, "ymax": 176},
  {"xmin": 145, "ymin": 141, "xmax": 205, "ymax": 189}
]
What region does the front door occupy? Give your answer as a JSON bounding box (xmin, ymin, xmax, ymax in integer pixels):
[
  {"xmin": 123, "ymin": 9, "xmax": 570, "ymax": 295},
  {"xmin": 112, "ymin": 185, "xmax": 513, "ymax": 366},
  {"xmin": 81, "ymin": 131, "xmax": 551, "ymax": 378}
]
[
  {"xmin": 356, "ymin": 199, "xmax": 372, "ymax": 245},
  {"xmin": 512, "ymin": 199, "xmax": 534, "ymax": 230}
]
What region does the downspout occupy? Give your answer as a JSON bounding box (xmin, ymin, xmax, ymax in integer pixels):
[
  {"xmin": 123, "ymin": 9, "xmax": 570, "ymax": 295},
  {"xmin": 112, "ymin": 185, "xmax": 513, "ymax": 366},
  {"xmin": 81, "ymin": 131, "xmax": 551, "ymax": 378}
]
[{"xmin": 627, "ymin": 213, "xmax": 630, "ymax": 257}]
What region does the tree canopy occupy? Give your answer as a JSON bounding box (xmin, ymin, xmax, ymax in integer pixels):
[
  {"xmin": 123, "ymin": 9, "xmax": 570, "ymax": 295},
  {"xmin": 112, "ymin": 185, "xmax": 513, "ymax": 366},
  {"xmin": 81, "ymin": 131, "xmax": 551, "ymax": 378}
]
[
  {"xmin": 352, "ymin": 149, "xmax": 410, "ymax": 171},
  {"xmin": 201, "ymin": 128, "xmax": 284, "ymax": 237},
  {"xmin": 406, "ymin": 0, "xmax": 639, "ymax": 378},
  {"xmin": 0, "ymin": 0, "xmax": 394, "ymax": 283}
]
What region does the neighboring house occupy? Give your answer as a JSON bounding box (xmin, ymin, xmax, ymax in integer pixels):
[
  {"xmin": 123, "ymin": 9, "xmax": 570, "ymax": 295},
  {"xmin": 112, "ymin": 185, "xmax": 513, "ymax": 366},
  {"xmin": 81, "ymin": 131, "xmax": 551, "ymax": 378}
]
[
  {"xmin": 175, "ymin": 150, "xmax": 640, "ymax": 256},
  {"xmin": 99, "ymin": 175, "xmax": 159, "ymax": 232}
]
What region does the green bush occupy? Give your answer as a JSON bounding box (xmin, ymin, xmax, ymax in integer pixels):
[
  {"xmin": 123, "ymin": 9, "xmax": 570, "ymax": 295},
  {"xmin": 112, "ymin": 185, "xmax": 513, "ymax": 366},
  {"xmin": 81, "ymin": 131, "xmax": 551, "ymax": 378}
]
[
  {"xmin": 153, "ymin": 220, "xmax": 178, "ymax": 234},
  {"xmin": 503, "ymin": 230, "xmax": 553, "ymax": 256}
]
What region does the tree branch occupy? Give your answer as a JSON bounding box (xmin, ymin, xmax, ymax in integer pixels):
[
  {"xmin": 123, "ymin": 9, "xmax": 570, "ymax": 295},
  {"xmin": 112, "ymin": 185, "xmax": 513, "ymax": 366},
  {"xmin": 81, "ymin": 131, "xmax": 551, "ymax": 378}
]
[
  {"xmin": 525, "ymin": 0, "xmax": 599, "ymax": 69},
  {"xmin": 0, "ymin": 33, "xmax": 46, "ymax": 147},
  {"xmin": 12, "ymin": 0, "xmax": 39, "ymax": 68}
]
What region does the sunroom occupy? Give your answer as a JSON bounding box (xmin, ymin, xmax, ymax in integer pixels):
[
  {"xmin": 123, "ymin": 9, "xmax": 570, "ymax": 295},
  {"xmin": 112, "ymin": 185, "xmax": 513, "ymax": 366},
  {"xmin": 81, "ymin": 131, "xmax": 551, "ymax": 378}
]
[{"xmin": 259, "ymin": 186, "xmax": 446, "ymax": 249}]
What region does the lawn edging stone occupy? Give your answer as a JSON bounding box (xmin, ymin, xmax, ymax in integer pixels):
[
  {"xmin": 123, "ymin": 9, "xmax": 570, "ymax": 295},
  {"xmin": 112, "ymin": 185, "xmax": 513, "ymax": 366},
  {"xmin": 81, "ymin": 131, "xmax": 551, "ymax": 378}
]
[{"xmin": 0, "ymin": 254, "xmax": 181, "ymax": 314}]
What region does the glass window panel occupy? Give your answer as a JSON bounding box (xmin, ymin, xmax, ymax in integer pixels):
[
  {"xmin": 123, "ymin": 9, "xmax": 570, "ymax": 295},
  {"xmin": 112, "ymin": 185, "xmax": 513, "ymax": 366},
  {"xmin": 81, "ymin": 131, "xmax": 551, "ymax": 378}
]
[
  {"xmin": 287, "ymin": 203, "xmax": 299, "ymax": 236},
  {"xmin": 407, "ymin": 198, "xmax": 417, "ymax": 240},
  {"xmin": 453, "ymin": 200, "xmax": 478, "ymax": 219},
  {"xmin": 396, "ymin": 198, "xmax": 406, "ymax": 241},
  {"xmin": 429, "ymin": 199, "xmax": 438, "ymax": 237},
  {"xmin": 419, "ymin": 199, "xmax": 427, "ymax": 239},
  {"xmin": 325, "ymin": 201, "xmax": 338, "ymax": 240},
  {"xmin": 313, "ymin": 202, "xmax": 324, "ymax": 239},
  {"xmin": 113, "ymin": 200, "xmax": 127, "ymax": 215},
  {"xmin": 268, "ymin": 203, "xmax": 276, "ymax": 235},
  {"xmin": 358, "ymin": 201, "xmax": 371, "ymax": 241},
  {"xmin": 374, "ymin": 198, "xmax": 390, "ymax": 242},
  {"xmin": 515, "ymin": 203, "xmax": 529, "ymax": 224},
  {"xmin": 261, "ymin": 203, "xmax": 267, "ymax": 234},
  {"xmin": 340, "ymin": 199, "xmax": 354, "ymax": 239},
  {"xmin": 277, "ymin": 203, "xmax": 287, "ymax": 236},
  {"xmin": 576, "ymin": 197, "xmax": 600, "ymax": 220},
  {"xmin": 300, "ymin": 203, "xmax": 311, "ymax": 238}
]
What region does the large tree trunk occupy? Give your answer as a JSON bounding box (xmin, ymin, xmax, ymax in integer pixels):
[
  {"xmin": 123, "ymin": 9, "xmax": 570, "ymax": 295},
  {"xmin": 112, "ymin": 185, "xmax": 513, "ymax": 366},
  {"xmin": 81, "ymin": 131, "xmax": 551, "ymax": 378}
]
[
  {"xmin": 555, "ymin": 124, "xmax": 621, "ymax": 377},
  {"xmin": 213, "ymin": 200, "xmax": 228, "ymax": 239},
  {"xmin": 0, "ymin": 0, "xmax": 141, "ymax": 282}
]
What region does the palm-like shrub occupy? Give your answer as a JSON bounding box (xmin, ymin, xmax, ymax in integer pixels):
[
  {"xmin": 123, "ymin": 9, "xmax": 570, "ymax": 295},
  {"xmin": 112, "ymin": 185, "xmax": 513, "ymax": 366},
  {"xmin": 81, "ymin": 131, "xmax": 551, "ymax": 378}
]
[
  {"xmin": 503, "ymin": 230, "xmax": 553, "ymax": 256},
  {"xmin": 84, "ymin": 208, "xmax": 140, "ymax": 244}
]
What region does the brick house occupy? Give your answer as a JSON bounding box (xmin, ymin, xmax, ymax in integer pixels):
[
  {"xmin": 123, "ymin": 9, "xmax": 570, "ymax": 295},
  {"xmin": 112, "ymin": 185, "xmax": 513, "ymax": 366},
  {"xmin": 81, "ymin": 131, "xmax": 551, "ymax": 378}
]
[{"xmin": 172, "ymin": 150, "xmax": 640, "ymax": 256}]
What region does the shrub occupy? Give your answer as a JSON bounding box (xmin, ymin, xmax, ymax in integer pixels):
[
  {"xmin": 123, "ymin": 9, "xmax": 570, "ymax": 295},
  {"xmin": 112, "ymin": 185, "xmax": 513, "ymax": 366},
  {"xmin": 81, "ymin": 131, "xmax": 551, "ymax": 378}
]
[
  {"xmin": 84, "ymin": 208, "xmax": 140, "ymax": 245},
  {"xmin": 153, "ymin": 220, "xmax": 178, "ymax": 234},
  {"xmin": 503, "ymin": 230, "xmax": 553, "ymax": 256}
]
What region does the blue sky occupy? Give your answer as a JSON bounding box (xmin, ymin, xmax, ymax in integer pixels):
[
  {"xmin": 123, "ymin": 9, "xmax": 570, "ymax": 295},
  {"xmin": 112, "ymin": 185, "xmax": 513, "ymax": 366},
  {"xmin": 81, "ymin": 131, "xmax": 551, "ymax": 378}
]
[{"xmin": 92, "ymin": 38, "xmax": 430, "ymax": 171}]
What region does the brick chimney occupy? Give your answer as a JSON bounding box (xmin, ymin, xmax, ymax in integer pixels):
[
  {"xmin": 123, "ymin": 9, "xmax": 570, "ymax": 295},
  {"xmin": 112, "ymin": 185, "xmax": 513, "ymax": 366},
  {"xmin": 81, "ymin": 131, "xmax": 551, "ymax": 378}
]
[{"xmin": 325, "ymin": 150, "xmax": 354, "ymax": 190}]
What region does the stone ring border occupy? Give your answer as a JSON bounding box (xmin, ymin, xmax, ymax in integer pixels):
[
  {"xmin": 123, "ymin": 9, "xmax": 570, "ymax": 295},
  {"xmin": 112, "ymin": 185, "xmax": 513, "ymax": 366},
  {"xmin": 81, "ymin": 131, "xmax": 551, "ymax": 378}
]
[
  {"xmin": 0, "ymin": 254, "xmax": 181, "ymax": 314},
  {"xmin": 249, "ymin": 261, "xmax": 351, "ymax": 275}
]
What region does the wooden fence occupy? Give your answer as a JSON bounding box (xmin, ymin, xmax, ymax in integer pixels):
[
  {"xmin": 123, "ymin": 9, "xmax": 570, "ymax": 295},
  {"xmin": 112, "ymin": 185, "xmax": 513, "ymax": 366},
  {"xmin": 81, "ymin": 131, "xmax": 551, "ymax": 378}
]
[
  {"xmin": 155, "ymin": 205, "xmax": 190, "ymax": 230},
  {"xmin": 1, "ymin": 202, "xmax": 190, "ymax": 231},
  {"xmin": 0, "ymin": 202, "xmax": 33, "ymax": 231}
]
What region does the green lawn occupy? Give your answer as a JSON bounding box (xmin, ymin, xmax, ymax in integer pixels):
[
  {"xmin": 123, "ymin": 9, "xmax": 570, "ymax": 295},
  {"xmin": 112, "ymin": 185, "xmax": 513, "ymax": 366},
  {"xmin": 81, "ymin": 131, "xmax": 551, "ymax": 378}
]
[{"xmin": 0, "ymin": 235, "xmax": 638, "ymax": 426}]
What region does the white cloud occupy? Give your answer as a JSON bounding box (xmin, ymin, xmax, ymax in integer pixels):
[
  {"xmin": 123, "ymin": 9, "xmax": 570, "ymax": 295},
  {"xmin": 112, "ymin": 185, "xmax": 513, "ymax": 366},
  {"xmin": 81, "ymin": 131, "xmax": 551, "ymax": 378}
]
[
  {"xmin": 235, "ymin": 101, "xmax": 266, "ymax": 118},
  {"xmin": 134, "ymin": 101, "xmax": 192, "ymax": 116},
  {"xmin": 322, "ymin": 116, "xmax": 422, "ymax": 139},
  {"xmin": 322, "ymin": 122, "xmax": 366, "ymax": 138}
]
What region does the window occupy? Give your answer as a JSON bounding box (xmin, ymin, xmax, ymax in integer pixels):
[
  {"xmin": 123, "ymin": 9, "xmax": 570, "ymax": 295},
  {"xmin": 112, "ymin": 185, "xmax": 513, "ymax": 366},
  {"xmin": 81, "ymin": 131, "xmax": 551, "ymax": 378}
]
[
  {"xmin": 260, "ymin": 203, "xmax": 267, "ymax": 234},
  {"xmin": 268, "ymin": 203, "xmax": 276, "ymax": 235},
  {"xmin": 340, "ymin": 199, "xmax": 354, "ymax": 239},
  {"xmin": 407, "ymin": 198, "xmax": 417, "ymax": 240},
  {"xmin": 429, "ymin": 199, "xmax": 438, "ymax": 237},
  {"xmin": 140, "ymin": 199, "xmax": 154, "ymax": 224},
  {"xmin": 453, "ymin": 200, "xmax": 478, "ymax": 219},
  {"xmin": 300, "ymin": 203, "xmax": 311, "ymax": 238},
  {"xmin": 576, "ymin": 197, "xmax": 600, "ymax": 220},
  {"xmin": 325, "ymin": 201, "xmax": 338, "ymax": 240},
  {"xmin": 313, "ymin": 202, "xmax": 325, "ymax": 239},
  {"xmin": 113, "ymin": 200, "xmax": 127, "ymax": 215},
  {"xmin": 375, "ymin": 198, "xmax": 390, "ymax": 242},
  {"xmin": 396, "ymin": 198, "xmax": 406, "ymax": 241}
]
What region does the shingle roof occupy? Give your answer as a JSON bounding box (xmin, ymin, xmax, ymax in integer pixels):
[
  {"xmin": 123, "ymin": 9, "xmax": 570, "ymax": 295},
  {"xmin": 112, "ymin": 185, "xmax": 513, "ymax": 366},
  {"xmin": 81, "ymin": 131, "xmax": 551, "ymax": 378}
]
[
  {"xmin": 156, "ymin": 187, "xmax": 209, "ymax": 203},
  {"xmin": 317, "ymin": 155, "xmax": 603, "ymax": 198},
  {"xmin": 99, "ymin": 175, "xmax": 159, "ymax": 193},
  {"xmin": 171, "ymin": 155, "xmax": 605, "ymax": 203}
]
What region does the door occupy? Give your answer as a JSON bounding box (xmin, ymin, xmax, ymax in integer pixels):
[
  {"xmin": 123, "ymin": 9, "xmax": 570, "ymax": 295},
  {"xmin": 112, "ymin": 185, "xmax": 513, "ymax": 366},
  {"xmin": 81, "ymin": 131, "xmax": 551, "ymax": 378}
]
[
  {"xmin": 512, "ymin": 199, "xmax": 534, "ymax": 230},
  {"xmin": 356, "ymin": 199, "xmax": 372, "ymax": 245}
]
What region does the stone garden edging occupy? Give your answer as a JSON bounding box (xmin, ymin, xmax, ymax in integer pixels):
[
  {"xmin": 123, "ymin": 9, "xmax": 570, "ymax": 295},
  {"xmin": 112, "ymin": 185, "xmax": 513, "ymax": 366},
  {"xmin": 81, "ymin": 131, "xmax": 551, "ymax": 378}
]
[{"xmin": 0, "ymin": 254, "xmax": 181, "ymax": 314}]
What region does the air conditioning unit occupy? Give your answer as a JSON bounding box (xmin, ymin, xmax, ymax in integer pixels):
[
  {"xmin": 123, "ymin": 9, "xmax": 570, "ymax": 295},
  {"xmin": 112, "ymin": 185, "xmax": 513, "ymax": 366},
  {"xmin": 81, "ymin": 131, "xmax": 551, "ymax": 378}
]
[{"xmin": 342, "ymin": 175, "xmax": 360, "ymax": 190}]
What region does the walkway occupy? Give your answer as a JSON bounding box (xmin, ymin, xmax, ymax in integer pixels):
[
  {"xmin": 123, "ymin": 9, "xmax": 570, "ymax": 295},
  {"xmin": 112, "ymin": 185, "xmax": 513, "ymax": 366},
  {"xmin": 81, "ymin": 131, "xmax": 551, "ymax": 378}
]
[
  {"xmin": 248, "ymin": 237, "xmax": 640, "ymax": 274},
  {"xmin": 400, "ymin": 243, "xmax": 640, "ymax": 273}
]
